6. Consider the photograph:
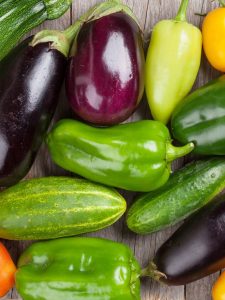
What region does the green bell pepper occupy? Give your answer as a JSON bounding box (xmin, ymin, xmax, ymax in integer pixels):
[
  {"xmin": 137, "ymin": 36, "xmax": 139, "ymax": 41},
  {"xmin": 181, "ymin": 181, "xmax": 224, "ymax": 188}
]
[
  {"xmin": 46, "ymin": 119, "xmax": 194, "ymax": 192},
  {"xmin": 171, "ymin": 75, "xmax": 225, "ymax": 155},
  {"xmin": 145, "ymin": 0, "xmax": 202, "ymax": 124},
  {"xmin": 16, "ymin": 237, "xmax": 141, "ymax": 300}
]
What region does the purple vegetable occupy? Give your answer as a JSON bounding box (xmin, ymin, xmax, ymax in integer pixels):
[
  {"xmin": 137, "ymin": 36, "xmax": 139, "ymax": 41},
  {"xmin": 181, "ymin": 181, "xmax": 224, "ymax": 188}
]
[
  {"xmin": 145, "ymin": 195, "xmax": 225, "ymax": 285},
  {"xmin": 66, "ymin": 10, "xmax": 145, "ymax": 125},
  {"xmin": 0, "ymin": 20, "xmax": 82, "ymax": 187},
  {"xmin": 0, "ymin": 37, "xmax": 66, "ymax": 187}
]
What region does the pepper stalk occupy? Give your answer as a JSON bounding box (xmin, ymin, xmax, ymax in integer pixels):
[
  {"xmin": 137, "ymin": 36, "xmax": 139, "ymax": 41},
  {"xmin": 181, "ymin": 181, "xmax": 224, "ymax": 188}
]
[
  {"xmin": 175, "ymin": 0, "xmax": 189, "ymax": 22},
  {"xmin": 166, "ymin": 142, "xmax": 194, "ymax": 162}
]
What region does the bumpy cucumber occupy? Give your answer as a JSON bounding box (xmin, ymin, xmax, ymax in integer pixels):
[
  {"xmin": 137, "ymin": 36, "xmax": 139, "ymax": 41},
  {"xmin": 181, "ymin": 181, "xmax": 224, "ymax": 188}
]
[
  {"xmin": 127, "ymin": 158, "xmax": 225, "ymax": 234},
  {"xmin": 0, "ymin": 0, "xmax": 71, "ymax": 60},
  {"xmin": 0, "ymin": 177, "xmax": 126, "ymax": 240}
]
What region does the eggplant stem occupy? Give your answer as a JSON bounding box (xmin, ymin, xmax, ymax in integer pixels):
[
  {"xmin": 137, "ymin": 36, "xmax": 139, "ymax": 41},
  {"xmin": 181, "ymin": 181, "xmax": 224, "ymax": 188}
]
[
  {"xmin": 63, "ymin": 21, "xmax": 83, "ymax": 45},
  {"xmin": 30, "ymin": 0, "xmax": 140, "ymax": 58},
  {"xmin": 166, "ymin": 142, "xmax": 194, "ymax": 163},
  {"xmin": 30, "ymin": 29, "xmax": 71, "ymax": 57},
  {"xmin": 175, "ymin": 0, "xmax": 189, "ymax": 22},
  {"xmin": 141, "ymin": 262, "xmax": 167, "ymax": 281}
]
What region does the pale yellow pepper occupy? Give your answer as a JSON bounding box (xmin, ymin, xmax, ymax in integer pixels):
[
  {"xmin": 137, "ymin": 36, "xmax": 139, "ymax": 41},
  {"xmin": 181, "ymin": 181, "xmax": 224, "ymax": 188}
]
[{"xmin": 145, "ymin": 0, "xmax": 202, "ymax": 124}]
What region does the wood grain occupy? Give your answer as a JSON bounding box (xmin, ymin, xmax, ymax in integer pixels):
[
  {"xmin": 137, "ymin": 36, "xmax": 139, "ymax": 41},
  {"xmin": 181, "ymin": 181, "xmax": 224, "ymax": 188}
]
[{"xmin": 1, "ymin": 0, "xmax": 221, "ymax": 299}]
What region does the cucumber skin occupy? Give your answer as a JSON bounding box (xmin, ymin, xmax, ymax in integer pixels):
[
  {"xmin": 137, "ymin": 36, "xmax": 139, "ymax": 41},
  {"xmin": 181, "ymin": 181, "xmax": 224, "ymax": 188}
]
[
  {"xmin": 0, "ymin": 177, "xmax": 126, "ymax": 240},
  {"xmin": 0, "ymin": 0, "xmax": 71, "ymax": 60},
  {"xmin": 127, "ymin": 158, "xmax": 225, "ymax": 234}
]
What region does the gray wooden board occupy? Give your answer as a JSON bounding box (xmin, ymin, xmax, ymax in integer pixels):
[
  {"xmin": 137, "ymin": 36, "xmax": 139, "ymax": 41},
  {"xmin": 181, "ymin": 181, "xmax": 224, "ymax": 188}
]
[{"xmin": 0, "ymin": 0, "xmax": 222, "ymax": 299}]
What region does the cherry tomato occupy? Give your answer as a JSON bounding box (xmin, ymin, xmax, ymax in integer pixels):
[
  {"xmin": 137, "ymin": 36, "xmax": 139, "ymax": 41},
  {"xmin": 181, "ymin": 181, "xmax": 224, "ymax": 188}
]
[
  {"xmin": 0, "ymin": 242, "xmax": 17, "ymax": 297},
  {"xmin": 212, "ymin": 271, "xmax": 225, "ymax": 300},
  {"xmin": 203, "ymin": 7, "xmax": 225, "ymax": 72}
]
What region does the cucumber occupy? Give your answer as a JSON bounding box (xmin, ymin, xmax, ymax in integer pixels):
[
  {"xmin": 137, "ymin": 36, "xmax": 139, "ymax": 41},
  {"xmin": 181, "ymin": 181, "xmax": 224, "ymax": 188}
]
[
  {"xmin": 0, "ymin": 0, "xmax": 71, "ymax": 61},
  {"xmin": 127, "ymin": 158, "xmax": 225, "ymax": 234},
  {"xmin": 0, "ymin": 177, "xmax": 126, "ymax": 240}
]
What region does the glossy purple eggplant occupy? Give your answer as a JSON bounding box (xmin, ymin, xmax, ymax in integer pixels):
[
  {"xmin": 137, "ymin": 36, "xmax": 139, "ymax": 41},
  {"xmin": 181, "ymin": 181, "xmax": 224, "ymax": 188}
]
[
  {"xmin": 0, "ymin": 37, "xmax": 66, "ymax": 187},
  {"xmin": 66, "ymin": 12, "xmax": 145, "ymax": 125},
  {"xmin": 145, "ymin": 196, "xmax": 225, "ymax": 285}
]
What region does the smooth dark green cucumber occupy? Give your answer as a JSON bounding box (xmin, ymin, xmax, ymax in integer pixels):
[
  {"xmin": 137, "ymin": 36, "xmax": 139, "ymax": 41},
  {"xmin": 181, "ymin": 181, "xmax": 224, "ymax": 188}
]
[
  {"xmin": 0, "ymin": 177, "xmax": 126, "ymax": 240},
  {"xmin": 127, "ymin": 158, "xmax": 225, "ymax": 234}
]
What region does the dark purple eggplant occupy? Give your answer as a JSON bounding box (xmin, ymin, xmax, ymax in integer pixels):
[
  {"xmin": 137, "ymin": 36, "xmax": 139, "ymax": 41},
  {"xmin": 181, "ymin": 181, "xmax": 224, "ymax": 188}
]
[
  {"xmin": 142, "ymin": 196, "xmax": 225, "ymax": 285},
  {"xmin": 0, "ymin": 2, "xmax": 139, "ymax": 186},
  {"xmin": 66, "ymin": 3, "xmax": 145, "ymax": 125},
  {"xmin": 0, "ymin": 22, "xmax": 82, "ymax": 187}
]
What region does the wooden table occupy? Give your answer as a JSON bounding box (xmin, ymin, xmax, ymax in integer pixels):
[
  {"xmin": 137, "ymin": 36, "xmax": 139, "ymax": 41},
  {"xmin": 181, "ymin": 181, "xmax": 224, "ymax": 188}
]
[{"xmin": 2, "ymin": 0, "xmax": 222, "ymax": 299}]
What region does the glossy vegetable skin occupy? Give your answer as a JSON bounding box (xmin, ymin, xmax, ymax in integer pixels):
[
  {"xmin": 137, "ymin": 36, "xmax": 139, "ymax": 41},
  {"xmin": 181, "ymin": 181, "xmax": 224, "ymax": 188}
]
[
  {"xmin": 145, "ymin": 195, "xmax": 225, "ymax": 285},
  {"xmin": 0, "ymin": 37, "xmax": 66, "ymax": 187},
  {"xmin": 145, "ymin": 0, "xmax": 202, "ymax": 124},
  {"xmin": 47, "ymin": 119, "xmax": 194, "ymax": 192},
  {"xmin": 16, "ymin": 237, "xmax": 141, "ymax": 300},
  {"xmin": 212, "ymin": 271, "xmax": 225, "ymax": 300},
  {"xmin": 0, "ymin": 243, "xmax": 17, "ymax": 297},
  {"xmin": 203, "ymin": 6, "xmax": 225, "ymax": 72},
  {"xmin": 0, "ymin": 0, "xmax": 72, "ymax": 60},
  {"xmin": 0, "ymin": 177, "xmax": 126, "ymax": 240},
  {"xmin": 127, "ymin": 158, "xmax": 225, "ymax": 234},
  {"xmin": 171, "ymin": 75, "xmax": 225, "ymax": 155},
  {"xmin": 66, "ymin": 1, "xmax": 145, "ymax": 125}
]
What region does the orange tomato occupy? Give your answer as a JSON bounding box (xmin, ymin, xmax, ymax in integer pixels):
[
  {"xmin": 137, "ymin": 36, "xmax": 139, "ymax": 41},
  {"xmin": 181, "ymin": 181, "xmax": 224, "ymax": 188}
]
[
  {"xmin": 0, "ymin": 242, "xmax": 17, "ymax": 297},
  {"xmin": 203, "ymin": 7, "xmax": 225, "ymax": 72},
  {"xmin": 212, "ymin": 271, "xmax": 225, "ymax": 300}
]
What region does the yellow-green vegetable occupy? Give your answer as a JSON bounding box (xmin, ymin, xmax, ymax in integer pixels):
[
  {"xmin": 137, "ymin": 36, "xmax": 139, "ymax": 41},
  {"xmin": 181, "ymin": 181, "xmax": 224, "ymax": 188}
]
[{"xmin": 145, "ymin": 0, "xmax": 202, "ymax": 124}]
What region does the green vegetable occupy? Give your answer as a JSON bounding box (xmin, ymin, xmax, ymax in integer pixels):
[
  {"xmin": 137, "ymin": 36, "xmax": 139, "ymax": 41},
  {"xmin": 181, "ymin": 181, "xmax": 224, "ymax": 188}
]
[
  {"xmin": 171, "ymin": 75, "xmax": 225, "ymax": 155},
  {"xmin": 16, "ymin": 237, "xmax": 141, "ymax": 300},
  {"xmin": 0, "ymin": 0, "xmax": 72, "ymax": 61},
  {"xmin": 127, "ymin": 158, "xmax": 225, "ymax": 234},
  {"xmin": 46, "ymin": 119, "xmax": 194, "ymax": 192},
  {"xmin": 0, "ymin": 177, "xmax": 126, "ymax": 240},
  {"xmin": 145, "ymin": 0, "xmax": 202, "ymax": 124}
]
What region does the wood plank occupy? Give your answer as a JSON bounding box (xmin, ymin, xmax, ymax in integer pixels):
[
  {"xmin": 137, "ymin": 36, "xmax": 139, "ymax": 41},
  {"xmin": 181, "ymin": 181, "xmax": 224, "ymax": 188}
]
[{"xmin": 1, "ymin": 1, "xmax": 223, "ymax": 300}]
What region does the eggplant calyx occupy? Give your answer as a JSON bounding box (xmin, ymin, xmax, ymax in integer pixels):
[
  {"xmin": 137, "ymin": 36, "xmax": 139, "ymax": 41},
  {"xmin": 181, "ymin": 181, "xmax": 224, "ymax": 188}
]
[
  {"xmin": 141, "ymin": 262, "xmax": 167, "ymax": 281},
  {"xmin": 84, "ymin": 0, "xmax": 140, "ymax": 26},
  {"xmin": 69, "ymin": 0, "xmax": 142, "ymax": 56},
  {"xmin": 30, "ymin": 30, "xmax": 70, "ymax": 57},
  {"xmin": 43, "ymin": 0, "xmax": 72, "ymax": 20},
  {"xmin": 166, "ymin": 142, "xmax": 194, "ymax": 163}
]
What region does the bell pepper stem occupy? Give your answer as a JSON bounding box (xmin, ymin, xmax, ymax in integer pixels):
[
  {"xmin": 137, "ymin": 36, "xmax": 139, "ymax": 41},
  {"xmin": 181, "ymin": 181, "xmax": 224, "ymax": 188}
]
[
  {"xmin": 141, "ymin": 262, "xmax": 167, "ymax": 281},
  {"xmin": 166, "ymin": 142, "xmax": 194, "ymax": 162},
  {"xmin": 175, "ymin": 0, "xmax": 189, "ymax": 22}
]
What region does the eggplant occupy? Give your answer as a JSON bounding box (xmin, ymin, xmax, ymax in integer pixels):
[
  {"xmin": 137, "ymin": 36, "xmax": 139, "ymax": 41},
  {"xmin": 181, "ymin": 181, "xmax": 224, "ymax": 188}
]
[
  {"xmin": 143, "ymin": 196, "xmax": 225, "ymax": 285},
  {"xmin": 0, "ymin": 22, "xmax": 81, "ymax": 187},
  {"xmin": 66, "ymin": 1, "xmax": 145, "ymax": 125}
]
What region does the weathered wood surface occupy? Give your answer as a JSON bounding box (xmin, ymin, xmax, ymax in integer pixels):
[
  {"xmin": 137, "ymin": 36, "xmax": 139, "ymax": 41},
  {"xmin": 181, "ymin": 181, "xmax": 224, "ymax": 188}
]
[{"xmin": 1, "ymin": 0, "xmax": 222, "ymax": 299}]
